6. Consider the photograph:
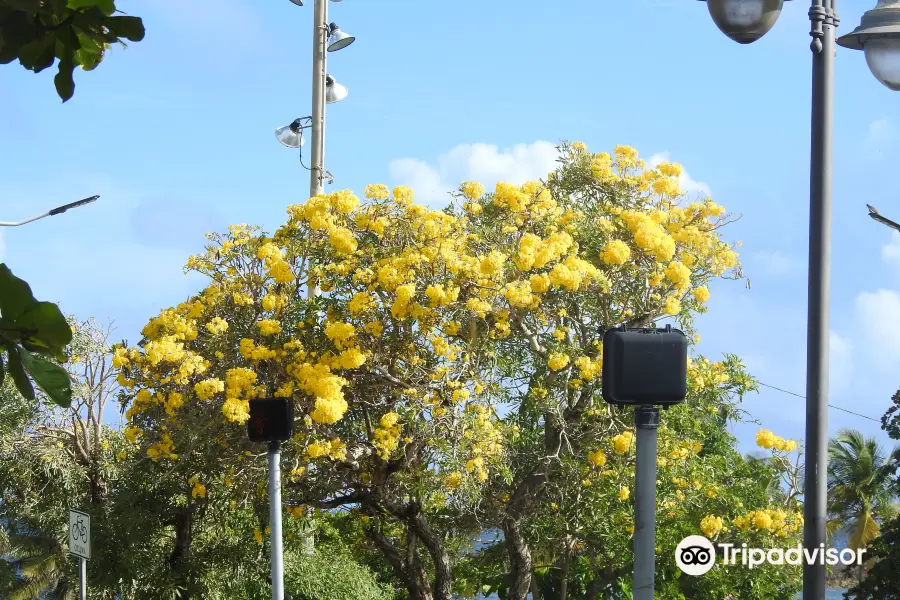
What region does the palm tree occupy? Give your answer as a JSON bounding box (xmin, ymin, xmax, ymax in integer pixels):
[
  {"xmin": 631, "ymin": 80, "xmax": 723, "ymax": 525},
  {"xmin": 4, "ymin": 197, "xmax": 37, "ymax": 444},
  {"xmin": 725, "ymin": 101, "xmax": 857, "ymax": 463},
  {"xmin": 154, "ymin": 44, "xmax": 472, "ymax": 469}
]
[
  {"xmin": 0, "ymin": 525, "xmax": 71, "ymax": 600},
  {"xmin": 827, "ymin": 429, "xmax": 900, "ymax": 582}
]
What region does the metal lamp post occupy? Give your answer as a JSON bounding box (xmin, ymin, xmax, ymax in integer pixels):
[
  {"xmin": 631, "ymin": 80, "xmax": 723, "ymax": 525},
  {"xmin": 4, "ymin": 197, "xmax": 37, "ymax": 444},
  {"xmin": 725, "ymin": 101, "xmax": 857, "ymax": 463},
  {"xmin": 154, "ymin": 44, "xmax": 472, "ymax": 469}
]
[
  {"xmin": 698, "ymin": 1, "xmax": 900, "ymax": 598},
  {"xmin": 279, "ymin": 0, "xmax": 354, "ymax": 299}
]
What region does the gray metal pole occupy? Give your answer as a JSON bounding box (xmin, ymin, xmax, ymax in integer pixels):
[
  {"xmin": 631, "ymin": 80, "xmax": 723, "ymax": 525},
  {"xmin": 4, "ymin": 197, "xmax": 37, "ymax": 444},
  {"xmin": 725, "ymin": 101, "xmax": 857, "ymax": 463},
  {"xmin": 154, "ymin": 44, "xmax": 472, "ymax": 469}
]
[
  {"xmin": 307, "ymin": 0, "xmax": 327, "ymax": 300},
  {"xmin": 79, "ymin": 557, "xmax": 86, "ymax": 600},
  {"xmin": 633, "ymin": 406, "xmax": 659, "ymax": 600},
  {"xmin": 803, "ymin": 1, "xmax": 835, "ymax": 599},
  {"xmin": 269, "ymin": 441, "xmax": 285, "ymax": 600}
]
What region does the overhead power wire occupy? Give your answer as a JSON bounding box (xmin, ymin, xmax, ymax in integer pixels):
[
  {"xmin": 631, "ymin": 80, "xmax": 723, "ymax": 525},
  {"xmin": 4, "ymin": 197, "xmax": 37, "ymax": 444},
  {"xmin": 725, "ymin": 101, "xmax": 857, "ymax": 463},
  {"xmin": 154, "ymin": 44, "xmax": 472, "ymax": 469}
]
[{"xmin": 757, "ymin": 382, "xmax": 881, "ymax": 423}]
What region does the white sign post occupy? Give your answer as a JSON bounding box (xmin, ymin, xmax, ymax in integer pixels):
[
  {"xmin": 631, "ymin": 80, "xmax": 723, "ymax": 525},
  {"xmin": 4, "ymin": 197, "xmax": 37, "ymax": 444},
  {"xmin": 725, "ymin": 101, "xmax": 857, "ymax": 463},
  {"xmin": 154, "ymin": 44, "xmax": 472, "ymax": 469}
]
[{"xmin": 68, "ymin": 509, "xmax": 90, "ymax": 600}]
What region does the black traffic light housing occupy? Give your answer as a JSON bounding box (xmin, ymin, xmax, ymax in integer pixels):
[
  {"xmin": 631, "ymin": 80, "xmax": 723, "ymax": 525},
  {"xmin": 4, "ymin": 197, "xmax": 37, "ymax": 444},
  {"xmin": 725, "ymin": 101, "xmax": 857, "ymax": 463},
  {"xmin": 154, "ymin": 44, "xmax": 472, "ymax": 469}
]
[
  {"xmin": 247, "ymin": 397, "xmax": 294, "ymax": 442},
  {"xmin": 601, "ymin": 325, "xmax": 688, "ymax": 407}
]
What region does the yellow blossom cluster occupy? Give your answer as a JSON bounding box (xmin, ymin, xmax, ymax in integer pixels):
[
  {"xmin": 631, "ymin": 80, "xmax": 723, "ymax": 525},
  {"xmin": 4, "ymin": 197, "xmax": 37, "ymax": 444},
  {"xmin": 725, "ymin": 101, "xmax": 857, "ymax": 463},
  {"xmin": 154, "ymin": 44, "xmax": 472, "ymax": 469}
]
[
  {"xmin": 733, "ymin": 509, "xmax": 803, "ymax": 537},
  {"xmin": 587, "ymin": 449, "xmax": 607, "ymax": 467},
  {"xmin": 756, "ymin": 429, "xmax": 798, "ymax": 453},
  {"xmin": 687, "ymin": 357, "xmax": 732, "ymax": 393},
  {"xmin": 373, "ymin": 412, "xmax": 402, "ymax": 459},
  {"xmin": 189, "ymin": 475, "xmax": 207, "ymax": 499},
  {"xmin": 612, "ymin": 431, "xmax": 635, "ymax": 454},
  {"xmin": 700, "ymin": 515, "xmax": 725, "ymax": 538}
]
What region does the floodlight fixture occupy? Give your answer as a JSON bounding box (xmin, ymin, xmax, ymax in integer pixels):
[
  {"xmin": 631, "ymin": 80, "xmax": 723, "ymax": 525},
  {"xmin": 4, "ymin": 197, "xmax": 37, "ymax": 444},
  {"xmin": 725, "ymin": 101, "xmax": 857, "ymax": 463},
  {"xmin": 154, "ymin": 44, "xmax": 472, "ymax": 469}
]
[
  {"xmin": 325, "ymin": 75, "xmax": 348, "ymax": 103},
  {"xmin": 327, "ymin": 23, "xmax": 355, "ymax": 51}
]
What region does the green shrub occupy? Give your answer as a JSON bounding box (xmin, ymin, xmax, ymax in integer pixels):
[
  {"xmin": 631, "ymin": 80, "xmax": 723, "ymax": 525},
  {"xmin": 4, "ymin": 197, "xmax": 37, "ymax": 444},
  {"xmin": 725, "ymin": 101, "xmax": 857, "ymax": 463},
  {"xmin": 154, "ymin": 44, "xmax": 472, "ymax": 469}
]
[{"xmin": 284, "ymin": 550, "xmax": 395, "ymax": 600}]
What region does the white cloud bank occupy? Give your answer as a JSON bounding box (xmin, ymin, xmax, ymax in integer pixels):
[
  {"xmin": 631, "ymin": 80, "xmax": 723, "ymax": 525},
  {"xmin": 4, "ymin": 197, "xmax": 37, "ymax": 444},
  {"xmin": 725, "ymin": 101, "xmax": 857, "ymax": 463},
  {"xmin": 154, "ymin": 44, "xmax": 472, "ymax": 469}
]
[
  {"xmin": 882, "ymin": 230, "xmax": 900, "ymax": 266},
  {"xmin": 753, "ymin": 250, "xmax": 804, "ymax": 278},
  {"xmin": 855, "ymin": 288, "xmax": 900, "ymax": 369},
  {"xmin": 829, "ymin": 330, "xmax": 854, "ymax": 395},
  {"xmin": 389, "ymin": 142, "xmax": 715, "ymax": 208},
  {"xmin": 389, "ymin": 141, "xmax": 559, "ymax": 207},
  {"xmin": 865, "ymin": 117, "xmax": 894, "ymax": 153}
]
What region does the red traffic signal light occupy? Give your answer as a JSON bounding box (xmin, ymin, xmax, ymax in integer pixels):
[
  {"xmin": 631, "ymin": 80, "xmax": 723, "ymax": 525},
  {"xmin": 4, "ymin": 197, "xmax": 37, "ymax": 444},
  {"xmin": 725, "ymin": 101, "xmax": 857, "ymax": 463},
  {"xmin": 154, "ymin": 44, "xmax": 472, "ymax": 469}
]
[
  {"xmin": 601, "ymin": 325, "xmax": 688, "ymax": 407},
  {"xmin": 247, "ymin": 398, "xmax": 294, "ymax": 442}
]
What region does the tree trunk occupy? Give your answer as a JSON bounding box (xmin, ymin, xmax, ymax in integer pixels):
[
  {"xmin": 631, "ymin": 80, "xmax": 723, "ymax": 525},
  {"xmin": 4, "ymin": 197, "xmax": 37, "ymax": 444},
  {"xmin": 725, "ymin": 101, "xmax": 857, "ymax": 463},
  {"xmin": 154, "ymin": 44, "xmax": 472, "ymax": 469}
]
[
  {"xmin": 168, "ymin": 507, "xmax": 194, "ymax": 600},
  {"xmin": 583, "ymin": 577, "xmax": 605, "ymax": 600},
  {"xmin": 503, "ymin": 518, "xmax": 533, "ymax": 600},
  {"xmin": 408, "ymin": 511, "xmax": 453, "ymax": 600},
  {"xmin": 367, "ymin": 525, "xmax": 433, "ymax": 600},
  {"xmin": 559, "ymin": 537, "xmax": 571, "ymax": 600},
  {"xmin": 530, "ymin": 572, "xmax": 543, "ymax": 600}
]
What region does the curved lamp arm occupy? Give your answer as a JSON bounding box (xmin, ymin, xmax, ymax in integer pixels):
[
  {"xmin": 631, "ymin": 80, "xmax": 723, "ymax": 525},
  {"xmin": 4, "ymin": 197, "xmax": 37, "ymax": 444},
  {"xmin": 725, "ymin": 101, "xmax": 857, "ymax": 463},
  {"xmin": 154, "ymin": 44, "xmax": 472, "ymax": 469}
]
[{"xmin": 0, "ymin": 195, "xmax": 99, "ymax": 227}]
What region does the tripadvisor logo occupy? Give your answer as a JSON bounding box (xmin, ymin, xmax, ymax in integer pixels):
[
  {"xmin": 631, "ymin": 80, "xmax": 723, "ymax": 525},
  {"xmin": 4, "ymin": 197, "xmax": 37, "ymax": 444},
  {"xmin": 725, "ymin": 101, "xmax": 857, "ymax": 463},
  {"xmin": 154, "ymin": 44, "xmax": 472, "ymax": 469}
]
[{"xmin": 675, "ymin": 535, "xmax": 866, "ymax": 576}]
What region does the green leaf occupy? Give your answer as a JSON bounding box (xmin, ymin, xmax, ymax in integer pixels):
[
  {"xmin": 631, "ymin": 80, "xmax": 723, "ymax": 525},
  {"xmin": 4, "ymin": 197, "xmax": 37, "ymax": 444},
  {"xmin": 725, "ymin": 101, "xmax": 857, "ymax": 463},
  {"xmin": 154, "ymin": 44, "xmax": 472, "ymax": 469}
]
[
  {"xmin": 18, "ymin": 33, "xmax": 56, "ymax": 72},
  {"xmin": 4, "ymin": 0, "xmax": 42, "ymax": 14},
  {"xmin": 19, "ymin": 348, "xmax": 72, "ymax": 408},
  {"xmin": 6, "ymin": 346, "xmax": 34, "ymax": 401},
  {"xmin": 55, "ymin": 24, "xmax": 81, "ymax": 56},
  {"xmin": 17, "ymin": 301, "xmax": 72, "ymax": 354},
  {"xmin": 0, "ymin": 264, "xmax": 38, "ymax": 321},
  {"xmin": 75, "ymin": 47, "xmax": 103, "ymax": 71},
  {"xmin": 54, "ymin": 59, "xmax": 75, "ymax": 102},
  {"xmin": 105, "ymin": 15, "xmax": 144, "ymax": 42},
  {"xmin": 66, "ymin": 0, "xmax": 114, "ymax": 15},
  {"xmin": 50, "ymin": 0, "xmax": 71, "ymax": 19},
  {"xmin": 0, "ymin": 352, "xmax": 5, "ymax": 386}
]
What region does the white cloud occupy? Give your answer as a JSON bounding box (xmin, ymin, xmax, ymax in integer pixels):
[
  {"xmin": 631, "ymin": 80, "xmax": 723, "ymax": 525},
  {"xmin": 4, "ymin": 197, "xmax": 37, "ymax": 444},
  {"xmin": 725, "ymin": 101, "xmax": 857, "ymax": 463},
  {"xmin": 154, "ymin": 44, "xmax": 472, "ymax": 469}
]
[
  {"xmin": 647, "ymin": 152, "xmax": 712, "ymax": 198},
  {"xmin": 388, "ymin": 141, "xmax": 559, "ymax": 207},
  {"xmin": 388, "ymin": 158, "xmax": 451, "ymax": 206},
  {"xmin": 829, "ymin": 331, "xmax": 853, "ymax": 395},
  {"xmin": 864, "ymin": 118, "xmax": 894, "ymax": 153},
  {"xmin": 855, "ymin": 288, "xmax": 900, "ymax": 368},
  {"xmin": 882, "ymin": 231, "xmax": 900, "ymax": 265},
  {"xmin": 752, "ymin": 250, "xmax": 804, "ymax": 277}
]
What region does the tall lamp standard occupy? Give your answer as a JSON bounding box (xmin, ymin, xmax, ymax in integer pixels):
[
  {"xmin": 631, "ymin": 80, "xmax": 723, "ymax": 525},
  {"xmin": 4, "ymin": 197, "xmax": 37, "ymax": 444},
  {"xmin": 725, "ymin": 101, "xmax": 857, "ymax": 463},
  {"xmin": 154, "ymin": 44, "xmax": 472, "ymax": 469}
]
[
  {"xmin": 279, "ymin": 0, "xmax": 355, "ymax": 299},
  {"xmin": 698, "ymin": 1, "xmax": 900, "ymax": 598}
]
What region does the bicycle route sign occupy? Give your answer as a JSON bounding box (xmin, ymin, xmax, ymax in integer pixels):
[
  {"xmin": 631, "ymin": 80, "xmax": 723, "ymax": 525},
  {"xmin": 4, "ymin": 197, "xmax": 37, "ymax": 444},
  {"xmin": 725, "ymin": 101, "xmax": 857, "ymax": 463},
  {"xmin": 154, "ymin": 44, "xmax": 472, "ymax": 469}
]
[{"xmin": 68, "ymin": 509, "xmax": 90, "ymax": 560}]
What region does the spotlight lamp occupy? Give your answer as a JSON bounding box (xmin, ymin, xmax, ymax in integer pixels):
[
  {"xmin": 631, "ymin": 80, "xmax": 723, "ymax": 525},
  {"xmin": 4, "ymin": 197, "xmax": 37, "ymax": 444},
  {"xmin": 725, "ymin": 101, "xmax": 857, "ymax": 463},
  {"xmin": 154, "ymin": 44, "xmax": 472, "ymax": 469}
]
[
  {"xmin": 698, "ymin": 0, "xmax": 788, "ymax": 44},
  {"xmin": 325, "ymin": 75, "xmax": 348, "ymax": 103},
  {"xmin": 837, "ymin": 0, "xmax": 900, "ymax": 91},
  {"xmin": 327, "ymin": 22, "xmax": 355, "ymax": 51},
  {"xmin": 275, "ymin": 117, "xmax": 310, "ymax": 148}
]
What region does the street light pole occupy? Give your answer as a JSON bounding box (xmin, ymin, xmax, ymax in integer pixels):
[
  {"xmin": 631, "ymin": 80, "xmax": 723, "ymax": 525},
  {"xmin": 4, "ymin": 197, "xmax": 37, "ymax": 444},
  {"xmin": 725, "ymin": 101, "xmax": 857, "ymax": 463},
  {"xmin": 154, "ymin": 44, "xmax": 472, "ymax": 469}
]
[
  {"xmin": 308, "ymin": 0, "xmax": 328, "ymax": 299},
  {"xmin": 702, "ymin": 1, "xmax": 900, "ymax": 596},
  {"xmin": 803, "ymin": 2, "xmax": 836, "ymax": 598}
]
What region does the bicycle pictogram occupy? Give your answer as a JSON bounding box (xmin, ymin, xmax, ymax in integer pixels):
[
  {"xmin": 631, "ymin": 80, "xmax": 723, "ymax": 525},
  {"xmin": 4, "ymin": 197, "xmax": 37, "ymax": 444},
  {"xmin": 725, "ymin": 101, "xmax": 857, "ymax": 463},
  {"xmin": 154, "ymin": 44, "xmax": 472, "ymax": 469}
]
[{"xmin": 70, "ymin": 515, "xmax": 88, "ymax": 544}]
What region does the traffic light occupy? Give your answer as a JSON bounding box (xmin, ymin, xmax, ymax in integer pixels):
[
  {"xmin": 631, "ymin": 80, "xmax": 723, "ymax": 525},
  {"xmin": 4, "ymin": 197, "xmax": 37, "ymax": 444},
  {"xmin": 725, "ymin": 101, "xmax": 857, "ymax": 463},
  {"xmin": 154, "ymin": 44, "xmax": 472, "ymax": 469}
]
[
  {"xmin": 601, "ymin": 325, "xmax": 688, "ymax": 407},
  {"xmin": 247, "ymin": 398, "xmax": 294, "ymax": 442}
]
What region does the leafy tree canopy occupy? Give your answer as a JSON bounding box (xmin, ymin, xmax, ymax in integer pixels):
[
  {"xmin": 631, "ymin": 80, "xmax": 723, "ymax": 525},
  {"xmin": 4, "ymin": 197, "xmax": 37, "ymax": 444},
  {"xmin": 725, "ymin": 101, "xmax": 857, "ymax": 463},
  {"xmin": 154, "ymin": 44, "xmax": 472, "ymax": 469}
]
[{"xmin": 0, "ymin": 0, "xmax": 144, "ymax": 101}]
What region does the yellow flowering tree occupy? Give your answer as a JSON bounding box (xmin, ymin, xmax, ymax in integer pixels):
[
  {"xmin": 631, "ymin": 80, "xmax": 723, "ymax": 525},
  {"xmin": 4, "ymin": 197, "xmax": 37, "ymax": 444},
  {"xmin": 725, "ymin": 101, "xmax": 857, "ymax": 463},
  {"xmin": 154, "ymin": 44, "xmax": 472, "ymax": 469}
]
[
  {"xmin": 115, "ymin": 141, "xmax": 753, "ymax": 600},
  {"xmin": 463, "ymin": 354, "xmax": 804, "ymax": 600},
  {"xmin": 447, "ymin": 141, "xmax": 746, "ymax": 600}
]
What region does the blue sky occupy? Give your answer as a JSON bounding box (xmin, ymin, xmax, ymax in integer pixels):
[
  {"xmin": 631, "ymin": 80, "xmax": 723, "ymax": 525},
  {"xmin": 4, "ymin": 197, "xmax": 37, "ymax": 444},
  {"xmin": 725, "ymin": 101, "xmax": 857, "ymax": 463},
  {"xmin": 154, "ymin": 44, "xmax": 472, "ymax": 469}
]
[{"xmin": 2, "ymin": 0, "xmax": 899, "ymax": 455}]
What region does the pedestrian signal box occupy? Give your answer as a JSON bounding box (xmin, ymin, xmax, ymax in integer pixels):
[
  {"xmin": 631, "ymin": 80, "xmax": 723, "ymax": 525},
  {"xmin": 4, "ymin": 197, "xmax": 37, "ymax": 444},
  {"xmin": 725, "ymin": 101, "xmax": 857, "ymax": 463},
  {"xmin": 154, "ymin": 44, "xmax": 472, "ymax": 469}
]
[
  {"xmin": 247, "ymin": 397, "xmax": 294, "ymax": 442},
  {"xmin": 601, "ymin": 325, "xmax": 688, "ymax": 407}
]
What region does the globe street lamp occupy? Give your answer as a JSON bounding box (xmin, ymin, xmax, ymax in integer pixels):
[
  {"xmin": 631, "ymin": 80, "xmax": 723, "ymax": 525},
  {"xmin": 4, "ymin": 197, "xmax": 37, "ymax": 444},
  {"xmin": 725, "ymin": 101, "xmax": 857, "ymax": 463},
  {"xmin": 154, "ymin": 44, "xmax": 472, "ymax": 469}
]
[
  {"xmin": 837, "ymin": 0, "xmax": 900, "ymax": 90},
  {"xmin": 694, "ymin": 3, "xmax": 900, "ymax": 600}
]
